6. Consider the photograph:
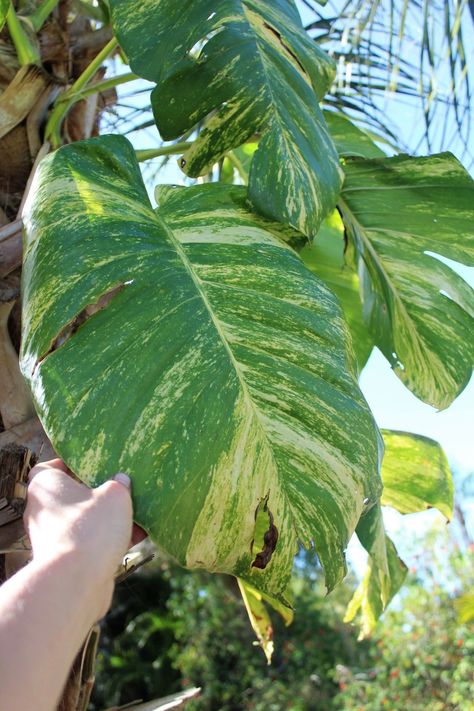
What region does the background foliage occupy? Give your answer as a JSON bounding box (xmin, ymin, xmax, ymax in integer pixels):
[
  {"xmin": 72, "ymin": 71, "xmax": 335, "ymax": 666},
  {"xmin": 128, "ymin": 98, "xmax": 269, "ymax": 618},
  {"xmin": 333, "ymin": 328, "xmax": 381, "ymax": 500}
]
[{"xmin": 91, "ymin": 519, "xmax": 473, "ymax": 710}]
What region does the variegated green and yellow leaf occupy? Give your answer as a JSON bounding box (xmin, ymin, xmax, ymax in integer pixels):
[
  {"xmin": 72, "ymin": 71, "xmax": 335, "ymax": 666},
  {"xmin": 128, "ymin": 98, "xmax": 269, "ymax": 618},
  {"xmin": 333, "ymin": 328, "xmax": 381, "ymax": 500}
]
[
  {"xmin": 109, "ymin": 0, "xmax": 343, "ymax": 238},
  {"xmin": 345, "ymin": 504, "xmax": 407, "ymax": 638},
  {"xmin": 381, "ymin": 430, "xmax": 454, "ymax": 521},
  {"xmin": 21, "ymin": 135, "xmax": 381, "ymax": 603},
  {"xmin": 338, "ymin": 153, "xmax": 474, "ymax": 409},
  {"xmin": 219, "ymin": 146, "xmax": 374, "ymax": 372},
  {"xmin": 301, "ymin": 211, "xmax": 373, "ymax": 373}
]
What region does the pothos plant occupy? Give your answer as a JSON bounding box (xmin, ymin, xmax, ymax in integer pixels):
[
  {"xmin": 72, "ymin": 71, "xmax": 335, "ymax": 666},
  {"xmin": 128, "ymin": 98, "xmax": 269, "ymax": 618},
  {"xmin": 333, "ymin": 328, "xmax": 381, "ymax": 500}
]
[{"xmin": 5, "ymin": 0, "xmax": 472, "ymax": 660}]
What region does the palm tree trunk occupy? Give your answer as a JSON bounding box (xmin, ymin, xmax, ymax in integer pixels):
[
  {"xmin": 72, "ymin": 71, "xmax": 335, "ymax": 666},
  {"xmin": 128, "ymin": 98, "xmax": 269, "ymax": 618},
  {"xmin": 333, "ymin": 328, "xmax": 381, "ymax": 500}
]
[{"xmin": 0, "ymin": 2, "xmax": 118, "ymax": 707}]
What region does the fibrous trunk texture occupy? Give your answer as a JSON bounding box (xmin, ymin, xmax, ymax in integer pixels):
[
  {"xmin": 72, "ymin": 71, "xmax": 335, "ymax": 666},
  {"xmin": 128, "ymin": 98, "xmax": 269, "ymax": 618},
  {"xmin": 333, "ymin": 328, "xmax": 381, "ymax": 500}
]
[{"xmin": 0, "ymin": 3, "xmax": 117, "ymax": 708}]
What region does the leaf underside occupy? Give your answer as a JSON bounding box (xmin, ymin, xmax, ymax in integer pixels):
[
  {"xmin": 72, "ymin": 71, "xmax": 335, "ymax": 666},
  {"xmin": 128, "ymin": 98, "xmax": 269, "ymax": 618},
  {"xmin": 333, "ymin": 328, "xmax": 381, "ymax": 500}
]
[
  {"xmin": 301, "ymin": 211, "xmax": 373, "ymax": 373},
  {"xmin": 381, "ymin": 430, "xmax": 453, "ymax": 521},
  {"xmin": 110, "ymin": 0, "xmax": 343, "ymax": 238},
  {"xmin": 323, "ymin": 111, "xmax": 386, "ymax": 160},
  {"xmin": 339, "ymin": 152, "xmax": 474, "ymax": 409},
  {"xmin": 21, "ymin": 135, "xmax": 381, "ymax": 604}
]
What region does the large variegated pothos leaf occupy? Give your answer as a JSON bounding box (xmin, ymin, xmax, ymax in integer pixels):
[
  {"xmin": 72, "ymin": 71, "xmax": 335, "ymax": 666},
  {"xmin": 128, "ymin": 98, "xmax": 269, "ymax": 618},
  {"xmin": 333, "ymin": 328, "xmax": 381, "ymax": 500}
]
[
  {"xmin": 109, "ymin": 0, "xmax": 343, "ymax": 238},
  {"xmin": 338, "ymin": 153, "xmax": 474, "ymax": 409},
  {"xmin": 301, "ymin": 211, "xmax": 373, "ymax": 373},
  {"xmin": 21, "ymin": 135, "xmax": 381, "ymax": 604},
  {"xmin": 346, "ymin": 429, "xmax": 454, "ymax": 637},
  {"xmin": 380, "ymin": 430, "xmax": 453, "ymax": 521}
]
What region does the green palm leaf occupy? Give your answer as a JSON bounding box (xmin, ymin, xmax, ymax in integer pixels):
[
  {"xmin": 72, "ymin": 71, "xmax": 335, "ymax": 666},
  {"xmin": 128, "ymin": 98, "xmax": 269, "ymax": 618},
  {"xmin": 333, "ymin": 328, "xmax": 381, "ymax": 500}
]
[
  {"xmin": 0, "ymin": 0, "xmax": 8, "ymax": 32},
  {"xmin": 307, "ymin": 0, "xmax": 473, "ymax": 159},
  {"xmin": 21, "ymin": 135, "xmax": 381, "ymax": 602},
  {"xmin": 109, "ymin": 0, "xmax": 343, "ymax": 238},
  {"xmin": 338, "ymin": 152, "xmax": 474, "ymax": 409}
]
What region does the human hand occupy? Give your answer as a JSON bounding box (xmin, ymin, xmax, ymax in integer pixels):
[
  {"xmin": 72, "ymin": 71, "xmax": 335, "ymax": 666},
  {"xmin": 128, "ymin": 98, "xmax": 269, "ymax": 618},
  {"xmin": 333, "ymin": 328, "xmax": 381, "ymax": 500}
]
[{"xmin": 24, "ymin": 458, "xmax": 135, "ymax": 619}]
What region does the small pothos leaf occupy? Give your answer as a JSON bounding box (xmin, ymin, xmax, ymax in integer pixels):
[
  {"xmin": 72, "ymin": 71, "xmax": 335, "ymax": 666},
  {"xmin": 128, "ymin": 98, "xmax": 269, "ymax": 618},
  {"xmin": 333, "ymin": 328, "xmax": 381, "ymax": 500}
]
[
  {"xmin": 381, "ymin": 430, "xmax": 454, "ymax": 521},
  {"xmin": 344, "ymin": 504, "xmax": 407, "ymax": 638},
  {"xmin": 110, "ymin": 0, "xmax": 343, "ymax": 238},
  {"xmin": 338, "ymin": 153, "xmax": 474, "ymax": 409},
  {"xmin": 301, "ymin": 211, "xmax": 373, "ymax": 373},
  {"xmin": 21, "ymin": 135, "xmax": 381, "ymax": 604},
  {"xmin": 323, "ymin": 111, "xmax": 386, "ymax": 159},
  {"xmin": 237, "ymin": 578, "xmax": 293, "ymax": 664}
]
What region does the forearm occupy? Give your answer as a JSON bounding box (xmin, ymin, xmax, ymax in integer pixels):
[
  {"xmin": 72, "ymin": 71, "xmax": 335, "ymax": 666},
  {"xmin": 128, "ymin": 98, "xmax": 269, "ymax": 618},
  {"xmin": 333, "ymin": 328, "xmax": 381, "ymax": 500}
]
[{"xmin": 0, "ymin": 552, "xmax": 111, "ymax": 711}]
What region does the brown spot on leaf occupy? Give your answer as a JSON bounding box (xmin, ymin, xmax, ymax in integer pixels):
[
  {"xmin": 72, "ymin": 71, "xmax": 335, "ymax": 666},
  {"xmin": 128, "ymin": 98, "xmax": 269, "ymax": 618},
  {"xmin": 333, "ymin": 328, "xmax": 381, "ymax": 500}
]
[{"xmin": 252, "ymin": 505, "xmax": 278, "ymax": 570}]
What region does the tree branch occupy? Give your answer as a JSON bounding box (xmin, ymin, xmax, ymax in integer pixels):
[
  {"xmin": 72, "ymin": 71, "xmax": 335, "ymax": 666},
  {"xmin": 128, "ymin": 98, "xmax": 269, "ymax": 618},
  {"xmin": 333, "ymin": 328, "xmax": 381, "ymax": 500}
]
[
  {"xmin": 0, "ymin": 298, "xmax": 35, "ymax": 430},
  {"xmin": 45, "ymin": 37, "xmax": 118, "ymax": 147}
]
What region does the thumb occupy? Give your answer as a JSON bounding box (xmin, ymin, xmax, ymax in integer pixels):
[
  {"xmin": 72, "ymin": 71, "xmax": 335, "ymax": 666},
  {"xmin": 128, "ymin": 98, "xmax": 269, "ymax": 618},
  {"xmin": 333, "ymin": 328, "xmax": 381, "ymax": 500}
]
[{"xmin": 112, "ymin": 472, "xmax": 131, "ymax": 490}]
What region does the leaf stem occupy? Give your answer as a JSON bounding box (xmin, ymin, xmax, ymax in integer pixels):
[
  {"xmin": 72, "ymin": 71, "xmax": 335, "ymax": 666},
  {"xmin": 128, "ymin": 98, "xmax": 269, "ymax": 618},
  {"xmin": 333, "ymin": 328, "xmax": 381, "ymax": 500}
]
[
  {"xmin": 135, "ymin": 142, "xmax": 193, "ymax": 161},
  {"xmin": 59, "ymin": 72, "xmax": 138, "ymax": 102},
  {"xmin": 45, "ymin": 37, "xmax": 118, "ymax": 148},
  {"xmin": 30, "ymin": 0, "xmax": 60, "ymax": 31},
  {"xmin": 6, "ymin": 2, "xmax": 40, "ymax": 66},
  {"xmin": 227, "ymin": 151, "xmax": 249, "ymax": 183}
]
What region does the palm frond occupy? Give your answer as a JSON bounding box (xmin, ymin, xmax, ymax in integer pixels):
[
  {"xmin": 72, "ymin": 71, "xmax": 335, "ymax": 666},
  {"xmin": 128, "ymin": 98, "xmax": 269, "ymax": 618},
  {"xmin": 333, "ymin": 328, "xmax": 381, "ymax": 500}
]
[{"xmin": 304, "ymin": 0, "xmax": 474, "ymax": 165}]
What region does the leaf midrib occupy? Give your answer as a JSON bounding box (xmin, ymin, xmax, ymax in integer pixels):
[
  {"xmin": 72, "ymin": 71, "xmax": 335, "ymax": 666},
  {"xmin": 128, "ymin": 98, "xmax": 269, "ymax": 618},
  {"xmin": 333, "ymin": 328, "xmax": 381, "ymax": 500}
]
[
  {"xmin": 337, "ymin": 195, "xmax": 432, "ymax": 363},
  {"xmin": 155, "ymin": 210, "xmax": 285, "ymax": 508}
]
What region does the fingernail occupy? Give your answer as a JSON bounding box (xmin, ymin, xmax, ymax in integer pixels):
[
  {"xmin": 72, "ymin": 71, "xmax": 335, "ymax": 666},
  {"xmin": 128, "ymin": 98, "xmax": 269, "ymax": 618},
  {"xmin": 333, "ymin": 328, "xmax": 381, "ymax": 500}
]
[{"xmin": 113, "ymin": 472, "xmax": 131, "ymax": 489}]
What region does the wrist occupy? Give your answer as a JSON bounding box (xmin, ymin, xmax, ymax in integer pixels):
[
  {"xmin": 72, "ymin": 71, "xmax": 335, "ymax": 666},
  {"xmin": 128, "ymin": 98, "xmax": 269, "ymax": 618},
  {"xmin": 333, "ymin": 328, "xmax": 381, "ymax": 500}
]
[{"xmin": 30, "ymin": 549, "xmax": 115, "ymax": 625}]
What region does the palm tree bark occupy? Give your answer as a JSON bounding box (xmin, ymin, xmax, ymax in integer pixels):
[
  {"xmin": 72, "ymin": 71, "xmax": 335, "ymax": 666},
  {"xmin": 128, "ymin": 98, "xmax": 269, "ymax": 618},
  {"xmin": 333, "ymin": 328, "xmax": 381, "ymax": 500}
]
[{"xmin": 0, "ymin": 2, "xmax": 118, "ymax": 708}]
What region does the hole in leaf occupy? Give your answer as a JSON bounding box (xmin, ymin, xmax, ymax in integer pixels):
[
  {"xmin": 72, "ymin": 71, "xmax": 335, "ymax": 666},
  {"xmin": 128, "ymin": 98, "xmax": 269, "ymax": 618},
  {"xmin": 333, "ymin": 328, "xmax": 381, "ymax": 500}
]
[
  {"xmin": 35, "ymin": 282, "xmax": 126, "ymax": 368},
  {"xmin": 251, "ymin": 497, "xmax": 278, "ymax": 570},
  {"xmin": 262, "ymin": 22, "xmax": 307, "ymax": 76},
  {"xmin": 188, "ymin": 28, "xmax": 225, "ymax": 60}
]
